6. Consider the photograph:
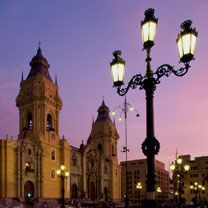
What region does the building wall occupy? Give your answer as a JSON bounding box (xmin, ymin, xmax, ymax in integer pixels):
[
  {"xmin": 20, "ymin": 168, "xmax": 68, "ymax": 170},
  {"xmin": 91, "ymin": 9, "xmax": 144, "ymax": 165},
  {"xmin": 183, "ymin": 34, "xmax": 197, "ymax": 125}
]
[
  {"xmin": 120, "ymin": 159, "xmax": 169, "ymax": 202},
  {"xmin": 0, "ymin": 138, "xmax": 15, "ymax": 198}
]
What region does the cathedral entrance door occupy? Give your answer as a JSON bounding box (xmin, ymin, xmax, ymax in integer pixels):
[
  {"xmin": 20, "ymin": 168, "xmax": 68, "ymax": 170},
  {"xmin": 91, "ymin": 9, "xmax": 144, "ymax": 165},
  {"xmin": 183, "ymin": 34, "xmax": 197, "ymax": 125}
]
[
  {"xmin": 71, "ymin": 184, "xmax": 78, "ymax": 199},
  {"xmin": 24, "ymin": 181, "xmax": 34, "ymax": 198},
  {"xmin": 89, "ymin": 181, "xmax": 96, "ymax": 200},
  {"xmin": 104, "ymin": 187, "xmax": 108, "ymax": 200}
]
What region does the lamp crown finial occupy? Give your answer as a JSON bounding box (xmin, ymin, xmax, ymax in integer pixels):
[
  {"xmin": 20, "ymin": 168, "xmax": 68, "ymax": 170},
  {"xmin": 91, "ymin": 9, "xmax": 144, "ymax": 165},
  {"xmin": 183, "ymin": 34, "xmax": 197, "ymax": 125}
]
[
  {"xmin": 180, "ymin": 20, "xmax": 192, "ymax": 30},
  {"xmin": 144, "ymin": 8, "xmax": 155, "ymax": 18},
  {"xmin": 113, "ymin": 50, "xmax": 121, "ymax": 58},
  {"xmin": 180, "ymin": 20, "xmax": 197, "ymax": 35},
  {"xmin": 143, "ymin": 8, "xmax": 158, "ymax": 22}
]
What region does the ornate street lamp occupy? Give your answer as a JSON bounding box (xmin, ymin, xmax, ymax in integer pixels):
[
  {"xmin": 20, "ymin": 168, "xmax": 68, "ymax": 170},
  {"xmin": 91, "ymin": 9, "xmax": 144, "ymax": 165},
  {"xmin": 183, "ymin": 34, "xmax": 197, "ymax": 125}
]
[
  {"xmin": 170, "ymin": 157, "xmax": 190, "ymax": 208},
  {"xmin": 190, "ymin": 182, "xmax": 205, "ymax": 206},
  {"xmin": 56, "ymin": 165, "xmax": 70, "ymax": 208},
  {"xmin": 109, "ymin": 8, "xmax": 197, "ymax": 208},
  {"xmin": 112, "ymin": 96, "xmax": 139, "ymax": 208},
  {"xmin": 136, "ymin": 182, "xmax": 142, "ymax": 207}
]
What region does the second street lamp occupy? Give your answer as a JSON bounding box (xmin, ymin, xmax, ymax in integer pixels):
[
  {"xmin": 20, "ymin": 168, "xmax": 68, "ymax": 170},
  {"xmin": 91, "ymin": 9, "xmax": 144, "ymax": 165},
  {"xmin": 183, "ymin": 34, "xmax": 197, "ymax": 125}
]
[
  {"xmin": 56, "ymin": 165, "xmax": 70, "ymax": 208},
  {"xmin": 112, "ymin": 96, "xmax": 139, "ymax": 208},
  {"xmin": 190, "ymin": 182, "xmax": 205, "ymax": 206},
  {"xmin": 170, "ymin": 157, "xmax": 190, "ymax": 208},
  {"xmin": 109, "ymin": 8, "xmax": 198, "ymax": 208}
]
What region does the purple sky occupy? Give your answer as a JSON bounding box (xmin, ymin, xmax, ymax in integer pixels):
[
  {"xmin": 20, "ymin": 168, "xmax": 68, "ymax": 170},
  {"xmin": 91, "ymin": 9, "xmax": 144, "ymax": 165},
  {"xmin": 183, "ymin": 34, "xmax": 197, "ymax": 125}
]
[{"xmin": 0, "ymin": 1, "xmax": 208, "ymax": 170}]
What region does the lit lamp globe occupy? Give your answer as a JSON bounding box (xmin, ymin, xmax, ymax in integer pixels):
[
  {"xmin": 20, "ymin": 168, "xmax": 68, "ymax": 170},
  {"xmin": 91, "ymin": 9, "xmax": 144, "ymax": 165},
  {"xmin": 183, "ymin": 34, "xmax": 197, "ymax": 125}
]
[
  {"xmin": 65, "ymin": 172, "xmax": 70, "ymax": 177},
  {"xmin": 177, "ymin": 158, "xmax": 182, "ymax": 164},
  {"xmin": 170, "ymin": 163, "xmax": 175, "ymax": 171},
  {"xmin": 141, "ymin": 8, "xmax": 158, "ymax": 49},
  {"xmin": 60, "ymin": 165, "xmax": 65, "ymax": 171},
  {"xmin": 184, "ymin": 164, "xmax": 190, "ymax": 171},
  {"xmin": 110, "ymin": 50, "xmax": 125, "ymax": 87},
  {"xmin": 157, "ymin": 187, "xmax": 161, "ymax": 193},
  {"xmin": 56, "ymin": 169, "xmax": 61, "ymax": 176},
  {"xmin": 177, "ymin": 20, "xmax": 198, "ymax": 63},
  {"xmin": 136, "ymin": 182, "xmax": 142, "ymax": 189}
]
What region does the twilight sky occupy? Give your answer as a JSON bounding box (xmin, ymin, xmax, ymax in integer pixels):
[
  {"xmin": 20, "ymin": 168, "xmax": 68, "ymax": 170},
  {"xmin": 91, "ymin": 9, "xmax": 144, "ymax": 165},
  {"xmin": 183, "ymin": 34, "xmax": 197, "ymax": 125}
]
[{"xmin": 0, "ymin": 1, "xmax": 208, "ymax": 170}]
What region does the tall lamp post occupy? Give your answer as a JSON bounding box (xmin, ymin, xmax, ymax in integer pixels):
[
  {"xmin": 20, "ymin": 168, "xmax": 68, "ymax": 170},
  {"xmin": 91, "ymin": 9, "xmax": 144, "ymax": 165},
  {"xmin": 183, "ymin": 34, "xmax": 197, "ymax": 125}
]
[
  {"xmin": 109, "ymin": 8, "xmax": 197, "ymax": 208},
  {"xmin": 170, "ymin": 157, "xmax": 190, "ymax": 208},
  {"xmin": 112, "ymin": 96, "xmax": 139, "ymax": 208},
  {"xmin": 136, "ymin": 182, "xmax": 142, "ymax": 207},
  {"xmin": 56, "ymin": 165, "xmax": 70, "ymax": 208}
]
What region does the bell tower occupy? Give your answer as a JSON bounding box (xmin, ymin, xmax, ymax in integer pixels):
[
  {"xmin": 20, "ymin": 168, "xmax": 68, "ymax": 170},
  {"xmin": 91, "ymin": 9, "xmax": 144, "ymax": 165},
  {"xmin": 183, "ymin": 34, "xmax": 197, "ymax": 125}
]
[
  {"xmin": 83, "ymin": 100, "xmax": 121, "ymax": 201},
  {"xmin": 14, "ymin": 47, "xmax": 70, "ymax": 201},
  {"xmin": 16, "ymin": 47, "xmax": 62, "ymax": 141}
]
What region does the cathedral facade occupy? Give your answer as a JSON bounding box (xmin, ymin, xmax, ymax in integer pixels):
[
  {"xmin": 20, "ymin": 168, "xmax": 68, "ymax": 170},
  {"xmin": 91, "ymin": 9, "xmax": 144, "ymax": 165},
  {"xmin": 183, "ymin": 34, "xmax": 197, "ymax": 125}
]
[{"xmin": 0, "ymin": 48, "xmax": 121, "ymax": 203}]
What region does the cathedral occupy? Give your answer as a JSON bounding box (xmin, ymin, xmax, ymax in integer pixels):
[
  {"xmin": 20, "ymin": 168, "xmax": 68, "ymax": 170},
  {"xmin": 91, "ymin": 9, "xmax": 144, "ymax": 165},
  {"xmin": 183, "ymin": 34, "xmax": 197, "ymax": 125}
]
[{"xmin": 0, "ymin": 48, "xmax": 121, "ymax": 203}]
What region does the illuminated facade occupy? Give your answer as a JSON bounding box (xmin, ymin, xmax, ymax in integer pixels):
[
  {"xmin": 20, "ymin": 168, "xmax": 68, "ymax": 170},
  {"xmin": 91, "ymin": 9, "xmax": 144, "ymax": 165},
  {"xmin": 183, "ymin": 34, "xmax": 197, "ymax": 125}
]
[
  {"xmin": 70, "ymin": 101, "xmax": 121, "ymax": 201},
  {"xmin": 0, "ymin": 48, "xmax": 121, "ymax": 204}
]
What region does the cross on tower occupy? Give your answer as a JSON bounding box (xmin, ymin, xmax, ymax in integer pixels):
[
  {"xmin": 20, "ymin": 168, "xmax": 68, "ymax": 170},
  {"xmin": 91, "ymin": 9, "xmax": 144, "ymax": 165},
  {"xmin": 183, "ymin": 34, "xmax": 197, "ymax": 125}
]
[{"xmin": 38, "ymin": 41, "xmax": 41, "ymax": 48}]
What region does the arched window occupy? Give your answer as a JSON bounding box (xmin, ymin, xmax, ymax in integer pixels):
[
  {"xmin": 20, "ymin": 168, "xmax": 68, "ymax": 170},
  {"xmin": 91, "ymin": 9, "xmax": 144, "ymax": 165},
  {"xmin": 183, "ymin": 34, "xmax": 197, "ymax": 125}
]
[
  {"xmin": 28, "ymin": 148, "xmax": 32, "ymax": 155},
  {"xmin": 112, "ymin": 144, "xmax": 115, "ymax": 156},
  {"xmin": 51, "ymin": 169, "xmax": 56, "ymax": 179},
  {"xmin": 47, "ymin": 114, "xmax": 54, "ymax": 131},
  {"xmin": 72, "ymin": 155, "xmax": 77, "ymax": 167},
  {"xmin": 98, "ymin": 143, "xmax": 102, "ymax": 153},
  {"xmin": 27, "ymin": 112, "xmax": 33, "ymax": 130}
]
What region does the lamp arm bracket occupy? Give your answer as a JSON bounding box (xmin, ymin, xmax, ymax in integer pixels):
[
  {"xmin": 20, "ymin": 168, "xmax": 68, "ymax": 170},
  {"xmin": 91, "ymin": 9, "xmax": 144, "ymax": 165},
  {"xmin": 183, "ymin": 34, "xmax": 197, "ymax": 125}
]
[
  {"xmin": 117, "ymin": 73, "xmax": 144, "ymax": 96},
  {"xmin": 154, "ymin": 63, "xmax": 191, "ymax": 84}
]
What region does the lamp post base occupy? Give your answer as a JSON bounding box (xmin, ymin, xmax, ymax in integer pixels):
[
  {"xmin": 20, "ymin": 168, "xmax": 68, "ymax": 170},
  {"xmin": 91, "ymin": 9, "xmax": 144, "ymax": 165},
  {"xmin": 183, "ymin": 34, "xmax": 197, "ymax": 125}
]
[
  {"xmin": 125, "ymin": 196, "xmax": 129, "ymax": 208},
  {"xmin": 141, "ymin": 199, "xmax": 156, "ymax": 208}
]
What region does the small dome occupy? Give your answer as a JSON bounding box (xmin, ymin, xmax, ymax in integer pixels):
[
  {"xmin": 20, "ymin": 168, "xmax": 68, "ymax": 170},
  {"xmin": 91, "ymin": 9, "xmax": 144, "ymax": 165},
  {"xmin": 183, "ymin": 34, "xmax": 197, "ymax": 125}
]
[
  {"xmin": 26, "ymin": 47, "xmax": 52, "ymax": 81},
  {"xmin": 95, "ymin": 100, "xmax": 112, "ymax": 122}
]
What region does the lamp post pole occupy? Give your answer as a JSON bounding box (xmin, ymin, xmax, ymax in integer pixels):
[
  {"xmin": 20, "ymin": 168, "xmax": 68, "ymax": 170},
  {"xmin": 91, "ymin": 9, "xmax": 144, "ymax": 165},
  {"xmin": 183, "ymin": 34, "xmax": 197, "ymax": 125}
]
[
  {"xmin": 123, "ymin": 96, "xmax": 130, "ymax": 208},
  {"xmin": 56, "ymin": 165, "xmax": 70, "ymax": 208},
  {"xmin": 110, "ymin": 8, "xmax": 198, "ymax": 208},
  {"xmin": 170, "ymin": 157, "xmax": 190, "ymax": 208},
  {"xmin": 61, "ymin": 175, "xmax": 65, "ymax": 208},
  {"xmin": 112, "ymin": 96, "xmax": 139, "ymax": 208}
]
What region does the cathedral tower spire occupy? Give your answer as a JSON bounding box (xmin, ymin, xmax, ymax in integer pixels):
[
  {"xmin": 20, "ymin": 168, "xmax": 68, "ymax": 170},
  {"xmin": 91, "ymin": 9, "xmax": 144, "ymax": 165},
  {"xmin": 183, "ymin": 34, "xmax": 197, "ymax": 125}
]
[
  {"xmin": 95, "ymin": 99, "xmax": 112, "ymax": 123},
  {"xmin": 26, "ymin": 47, "xmax": 52, "ymax": 81}
]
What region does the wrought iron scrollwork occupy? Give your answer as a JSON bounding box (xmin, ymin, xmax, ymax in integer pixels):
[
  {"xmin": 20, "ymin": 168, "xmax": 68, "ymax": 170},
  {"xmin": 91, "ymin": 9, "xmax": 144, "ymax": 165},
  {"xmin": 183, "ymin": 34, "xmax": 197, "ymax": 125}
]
[
  {"xmin": 154, "ymin": 63, "xmax": 190, "ymax": 84},
  {"xmin": 117, "ymin": 74, "xmax": 144, "ymax": 96},
  {"xmin": 154, "ymin": 64, "xmax": 173, "ymax": 84},
  {"xmin": 117, "ymin": 63, "xmax": 190, "ymax": 96},
  {"xmin": 171, "ymin": 63, "xmax": 190, "ymax": 77},
  {"xmin": 141, "ymin": 137, "xmax": 160, "ymax": 156}
]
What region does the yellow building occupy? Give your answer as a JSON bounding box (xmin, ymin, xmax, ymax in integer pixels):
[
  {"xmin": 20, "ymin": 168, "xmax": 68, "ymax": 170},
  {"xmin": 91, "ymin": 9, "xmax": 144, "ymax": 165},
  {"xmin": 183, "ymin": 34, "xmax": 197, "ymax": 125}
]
[
  {"xmin": 70, "ymin": 100, "xmax": 121, "ymax": 202},
  {"xmin": 0, "ymin": 47, "xmax": 71, "ymax": 203},
  {"xmin": 120, "ymin": 159, "xmax": 169, "ymax": 202},
  {"xmin": 0, "ymin": 47, "xmax": 121, "ymax": 205}
]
